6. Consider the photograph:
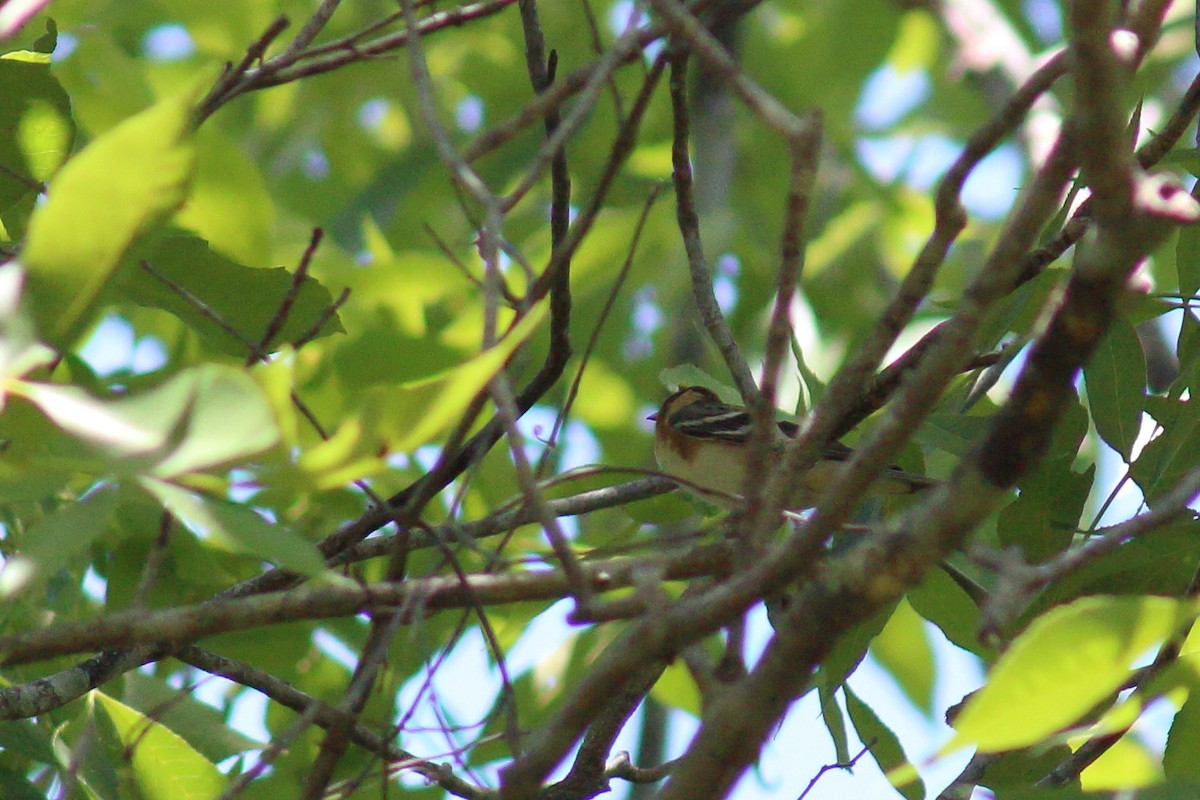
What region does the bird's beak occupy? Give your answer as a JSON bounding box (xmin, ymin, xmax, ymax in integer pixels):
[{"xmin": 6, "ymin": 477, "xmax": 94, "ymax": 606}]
[{"xmin": 647, "ymin": 412, "xmax": 658, "ymax": 421}]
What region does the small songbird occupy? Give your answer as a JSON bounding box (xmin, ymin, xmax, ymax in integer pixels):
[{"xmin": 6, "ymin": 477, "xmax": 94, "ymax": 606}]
[{"xmin": 650, "ymin": 385, "xmax": 934, "ymax": 510}]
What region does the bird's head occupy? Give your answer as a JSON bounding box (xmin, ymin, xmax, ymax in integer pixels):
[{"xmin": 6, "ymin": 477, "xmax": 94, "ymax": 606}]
[{"xmin": 647, "ymin": 385, "xmax": 720, "ymax": 424}]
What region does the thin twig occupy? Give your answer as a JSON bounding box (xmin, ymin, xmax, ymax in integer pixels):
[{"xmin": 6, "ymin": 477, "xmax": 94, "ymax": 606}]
[
  {"xmin": 246, "ymin": 228, "xmax": 323, "ymax": 365},
  {"xmin": 667, "ymin": 49, "xmax": 757, "ymax": 401}
]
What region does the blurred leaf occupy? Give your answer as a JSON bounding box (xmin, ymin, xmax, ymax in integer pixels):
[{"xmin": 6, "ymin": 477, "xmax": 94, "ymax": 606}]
[
  {"xmin": 1077, "ymin": 732, "xmax": 1161, "ymax": 790},
  {"xmin": 922, "ymin": 412, "xmax": 992, "ymax": 459},
  {"xmin": 1177, "ymin": 201, "xmax": 1200, "ymax": 298},
  {"xmin": 0, "ymin": 52, "xmax": 74, "ymax": 222},
  {"xmin": 365, "ymin": 301, "xmax": 547, "ymax": 452},
  {"xmin": 817, "ymin": 601, "xmax": 895, "ymax": 690},
  {"xmin": 870, "ymin": 597, "xmax": 934, "ymax": 714},
  {"xmin": 0, "ymin": 768, "xmax": 43, "ymax": 800},
  {"xmin": 14, "ymin": 364, "xmax": 278, "ymax": 476},
  {"xmin": 0, "ymin": 718, "xmax": 55, "ymax": 764},
  {"xmin": 806, "ymin": 201, "xmax": 879, "ymax": 278},
  {"xmin": 0, "ymin": 267, "xmax": 53, "ymax": 387},
  {"xmin": 573, "ymin": 362, "xmax": 638, "ymax": 430},
  {"xmin": 627, "ymin": 140, "xmax": 673, "ymax": 179},
  {"xmin": 140, "ymin": 477, "xmax": 324, "ymax": 575},
  {"xmin": 151, "ymin": 365, "xmax": 279, "ymax": 477},
  {"xmin": 52, "ymin": 698, "xmax": 123, "ymax": 799},
  {"xmin": 649, "ymin": 659, "xmax": 701, "ymax": 717},
  {"xmin": 204, "ymin": 620, "xmax": 318, "ymax": 684},
  {"xmin": 22, "ymin": 484, "xmax": 118, "ymax": 572},
  {"xmin": 949, "ymin": 596, "xmax": 1191, "ymax": 753},
  {"xmin": 174, "ymin": 128, "xmax": 274, "ymax": 265},
  {"xmin": 1046, "ymin": 389, "xmax": 1090, "ymax": 461},
  {"xmin": 21, "ymin": 89, "xmax": 197, "ymax": 345},
  {"xmin": 620, "ymin": 489, "xmax": 697, "ymax": 524},
  {"xmin": 976, "ymin": 745, "xmax": 1077, "ymax": 793},
  {"xmin": 1083, "ymin": 318, "xmax": 1146, "ymax": 462},
  {"xmin": 887, "ymin": 10, "xmax": 939, "ymax": 72},
  {"xmin": 658, "ymin": 365, "xmax": 740, "ymax": 405},
  {"xmin": 50, "ymin": 28, "xmax": 153, "ymax": 132},
  {"xmin": 355, "ymin": 219, "xmax": 471, "ymax": 336},
  {"xmin": 12, "ymin": 378, "xmax": 191, "ymax": 470},
  {"xmin": 333, "ymin": 307, "xmax": 464, "ymax": 387}
]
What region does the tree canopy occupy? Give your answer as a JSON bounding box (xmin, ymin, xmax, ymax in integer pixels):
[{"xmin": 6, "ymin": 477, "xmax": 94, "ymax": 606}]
[{"xmin": 2, "ymin": 1, "xmax": 1200, "ymax": 799}]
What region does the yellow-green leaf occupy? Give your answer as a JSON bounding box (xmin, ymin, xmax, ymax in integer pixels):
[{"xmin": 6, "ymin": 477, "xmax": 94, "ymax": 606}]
[
  {"xmin": 366, "ymin": 303, "xmax": 548, "ymax": 452},
  {"xmin": 93, "ymin": 690, "xmax": 226, "ymax": 800},
  {"xmin": 870, "ymin": 597, "xmax": 934, "ymax": 714},
  {"xmin": 22, "ymin": 89, "xmax": 197, "ymax": 345},
  {"xmin": 948, "ymin": 596, "xmax": 1191, "ymax": 753}
]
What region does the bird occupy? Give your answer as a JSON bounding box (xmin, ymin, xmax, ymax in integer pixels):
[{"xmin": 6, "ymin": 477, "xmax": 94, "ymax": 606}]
[{"xmin": 650, "ymin": 385, "xmax": 934, "ymax": 510}]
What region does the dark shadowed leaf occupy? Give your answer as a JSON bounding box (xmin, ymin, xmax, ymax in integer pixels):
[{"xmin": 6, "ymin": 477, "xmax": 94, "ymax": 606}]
[{"xmin": 1083, "ymin": 318, "xmax": 1146, "ymax": 462}]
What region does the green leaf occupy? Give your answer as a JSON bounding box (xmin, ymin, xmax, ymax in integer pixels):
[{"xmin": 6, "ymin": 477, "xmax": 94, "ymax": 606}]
[
  {"xmin": 1165, "ymin": 692, "xmax": 1200, "ymax": 782},
  {"xmin": 0, "ymin": 55, "xmax": 74, "ymax": 220},
  {"xmin": 174, "ymin": 128, "xmax": 274, "ymax": 265},
  {"xmin": 844, "ymin": 684, "xmax": 924, "ymax": 800},
  {"xmin": 0, "ymin": 718, "xmax": 56, "ymax": 764},
  {"xmin": 1178, "ymin": 204, "xmax": 1200, "ymax": 298},
  {"xmin": 816, "ymin": 601, "xmax": 896, "ymax": 690},
  {"xmin": 907, "ymin": 565, "xmax": 993, "ymax": 660},
  {"xmin": 0, "ymin": 767, "xmax": 44, "ymax": 800},
  {"xmin": 333, "ymin": 307, "xmax": 464, "ymax": 387},
  {"xmin": 949, "ymin": 596, "xmax": 1192, "ymax": 753},
  {"xmin": 13, "ymin": 365, "xmax": 278, "ymax": 476},
  {"xmin": 366, "ymin": 303, "xmax": 548, "ymax": 452},
  {"xmin": 1176, "ymin": 311, "xmax": 1200, "ymax": 399},
  {"xmin": 1132, "ymin": 397, "xmax": 1200, "ymax": 507},
  {"xmin": 122, "ymin": 672, "xmax": 264, "ymax": 762},
  {"xmin": 657, "ymin": 366, "xmax": 741, "ymax": 405},
  {"xmin": 620, "ymin": 490, "xmax": 697, "ymax": 524},
  {"xmin": 887, "ymin": 10, "xmax": 939, "ymax": 73},
  {"xmin": 22, "ymin": 484, "xmax": 119, "ymax": 572},
  {"xmin": 13, "ymin": 380, "xmax": 192, "ymax": 461},
  {"xmin": 94, "ymin": 690, "xmax": 227, "ymax": 800},
  {"xmin": 1033, "ymin": 521, "xmax": 1200, "ymax": 610},
  {"xmin": 121, "ymin": 231, "xmax": 344, "ymax": 357},
  {"xmin": 53, "ymin": 697, "xmax": 123, "ymax": 797},
  {"xmin": 922, "ymin": 412, "xmax": 993, "ymax": 459},
  {"xmin": 139, "ymin": 477, "xmax": 325, "ymax": 575},
  {"xmin": 1078, "ymin": 733, "xmax": 1161, "ymax": 790},
  {"xmin": 974, "ymin": 746, "xmax": 1076, "ymax": 793},
  {"xmin": 0, "ymin": 266, "xmax": 55, "ymax": 388},
  {"xmin": 819, "ymin": 683, "xmax": 850, "ymax": 764},
  {"xmin": 21, "ymin": 89, "xmax": 197, "ymax": 345},
  {"xmin": 649, "ymin": 659, "xmax": 701, "ymax": 716},
  {"xmin": 998, "ymin": 457, "xmax": 1092, "ymax": 563},
  {"xmin": 806, "ymin": 201, "xmax": 880, "ymax": 277},
  {"xmin": 150, "ymin": 364, "xmax": 279, "ymax": 477},
  {"xmin": 870, "ymin": 597, "xmax": 934, "ymax": 714},
  {"xmin": 1083, "ymin": 318, "xmax": 1146, "ymax": 461}
]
